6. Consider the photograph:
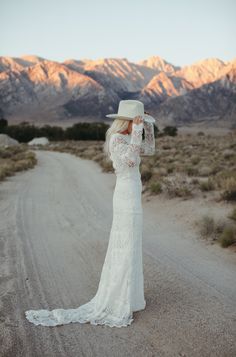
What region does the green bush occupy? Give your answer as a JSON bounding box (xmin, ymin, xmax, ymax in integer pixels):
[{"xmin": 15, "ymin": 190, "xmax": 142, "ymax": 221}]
[
  {"xmin": 218, "ymin": 226, "xmax": 236, "ymax": 247},
  {"xmin": 150, "ymin": 182, "xmax": 162, "ymax": 194}
]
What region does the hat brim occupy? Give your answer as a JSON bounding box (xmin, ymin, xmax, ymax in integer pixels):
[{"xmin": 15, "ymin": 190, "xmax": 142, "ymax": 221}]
[
  {"xmin": 106, "ymin": 114, "xmax": 133, "ymax": 120},
  {"xmin": 106, "ymin": 113, "xmax": 155, "ymax": 123}
]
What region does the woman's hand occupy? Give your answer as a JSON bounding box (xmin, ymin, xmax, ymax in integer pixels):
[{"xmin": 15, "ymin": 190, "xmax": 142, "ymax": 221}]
[{"xmin": 133, "ymin": 115, "xmax": 144, "ymax": 125}]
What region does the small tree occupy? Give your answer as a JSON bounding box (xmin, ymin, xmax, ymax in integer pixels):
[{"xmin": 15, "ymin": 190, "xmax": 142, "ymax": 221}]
[
  {"xmin": 0, "ymin": 117, "xmax": 8, "ymax": 132},
  {"xmin": 163, "ymin": 125, "xmax": 177, "ymax": 136}
]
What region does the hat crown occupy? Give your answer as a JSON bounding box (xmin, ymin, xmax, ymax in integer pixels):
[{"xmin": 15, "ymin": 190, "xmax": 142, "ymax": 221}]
[{"xmin": 117, "ymin": 100, "xmax": 144, "ymax": 118}]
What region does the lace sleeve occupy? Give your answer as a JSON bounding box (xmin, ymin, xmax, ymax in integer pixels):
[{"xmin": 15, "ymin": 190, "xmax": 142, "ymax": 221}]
[
  {"xmin": 140, "ymin": 121, "xmax": 155, "ymax": 156},
  {"xmin": 110, "ymin": 122, "xmax": 144, "ymax": 167}
]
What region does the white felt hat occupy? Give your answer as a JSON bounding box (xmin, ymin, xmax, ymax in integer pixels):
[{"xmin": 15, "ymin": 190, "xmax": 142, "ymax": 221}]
[{"xmin": 106, "ymin": 100, "xmax": 155, "ymax": 123}]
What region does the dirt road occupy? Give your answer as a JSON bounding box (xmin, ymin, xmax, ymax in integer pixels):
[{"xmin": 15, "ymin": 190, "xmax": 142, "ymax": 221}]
[{"xmin": 1, "ymin": 150, "xmax": 236, "ymax": 357}]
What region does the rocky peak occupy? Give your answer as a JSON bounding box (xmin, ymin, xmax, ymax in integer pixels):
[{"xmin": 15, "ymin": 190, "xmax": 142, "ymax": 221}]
[{"xmin": 137, "ymin": 55, "xmax": 180, "ymax": 73}]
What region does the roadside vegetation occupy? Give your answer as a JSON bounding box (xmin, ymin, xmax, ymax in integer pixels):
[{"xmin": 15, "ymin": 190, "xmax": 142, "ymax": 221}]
[
  {"xmin": 0, "ymin": 144, "xmax": 37, "ymax": 182},
  {"xmin": 195, "ymin": 208, "xmax": 236, "ymax": 248}
]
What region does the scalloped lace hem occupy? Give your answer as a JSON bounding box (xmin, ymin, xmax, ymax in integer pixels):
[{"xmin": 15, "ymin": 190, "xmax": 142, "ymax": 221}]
[
  {"xmin": 25, "ymin": 309, "xmax": 135, "ymax": 328},
  {"xmin": 25, "ymin": 299, "xmax": 146, "ymax": 328}
]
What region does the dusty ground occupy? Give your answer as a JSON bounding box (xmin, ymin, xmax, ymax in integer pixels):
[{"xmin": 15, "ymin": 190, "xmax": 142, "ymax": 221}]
[{"xmin": 0, "ymin": 150, "xmax": 236, "ymax": 357}]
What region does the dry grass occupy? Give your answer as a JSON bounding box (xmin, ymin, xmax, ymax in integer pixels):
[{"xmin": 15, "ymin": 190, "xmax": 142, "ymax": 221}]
[{"xmin": 0, "ymin": 144, "xmax": 37, "ymax": 181}]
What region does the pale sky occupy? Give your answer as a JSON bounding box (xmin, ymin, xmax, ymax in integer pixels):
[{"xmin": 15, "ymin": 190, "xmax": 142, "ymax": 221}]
[{"xmin": 0, "ymin": 0, "xmax": 235, "ymax": 67}]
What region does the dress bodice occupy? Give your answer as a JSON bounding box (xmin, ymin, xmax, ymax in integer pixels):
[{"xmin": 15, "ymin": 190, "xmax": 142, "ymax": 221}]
[{"xmin": 109, "ymin": 121, "xmax": 156, "ymax": 180}]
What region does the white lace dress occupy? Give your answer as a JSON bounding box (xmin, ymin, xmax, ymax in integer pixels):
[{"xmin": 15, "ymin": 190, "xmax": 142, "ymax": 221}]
[{"xmin": 25, "ymin": 121, "xmax": 155, "ymax": 328}]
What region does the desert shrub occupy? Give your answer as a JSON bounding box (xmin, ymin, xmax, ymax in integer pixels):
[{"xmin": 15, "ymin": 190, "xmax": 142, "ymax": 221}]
[
  {"xmin": 228, "ymin": 207, "xmax": 236, "ymax": 221},
  {"xmin": 217, "ymin": 226, "xmax": 236, "ymax": 247},
  {"xmin": 191, "ymin": 178, "xmax": 199, "ymax": 185},
  {"xmin": 184, "ymin": 165, "xmax": 199, "ymax": 176},
  {"xmin": 162, "ymin": 144, "xmax": 172, "ymax": 150},
  {"xmin": 100, "ymin": 159, "xmax": 113, "ymax": 172},
  {"xmin": 166, "ymin": 165, "xmax": 174, "ymax": 174},
  {"xmin": 157, "ymin": 167, "xmax": 168, "ymax": 176},
  {"xmin": 0, "ymin": 162, "xmax": 14, "ymax": 179},
  {"xmin": 210, "ymin": 165, "xmax": 222, "ymax": 175},
  {"xmin": 220, "ymin": 177, "xmax": 236, "ymax": 202},
  {"xmin": 75, "ymin": 147, "xmax": 87, "ymax": 155},
  {"xmin": 162, "ymin": 174, "xmax": 193, "ymax": 198},
  {"xmin": 196, "ymin": 214, "xmax": 235, "ymax": 247},
  {"xmin": 214, "ymin": 170, "xmax": 236, "ymax": 186},
  {"xmin": 13, "ymin": 159, "xmax": 33, "ymax": 171},
  {"xmin": 198, "ymin": 215, "xmax": 216, "ymax": 239},
  {"xmin": 0, "ymin": 145, "xmax": 26, "ymax": 158},
  {"xmin": 222, "ymin": 149, "xmax": 235, "ymax": 159},
  {"xmin": 93, "ymin": 153, "xmax": 104, "ymax": 163},
  {"xmin": 214, "ymin": 219, "xmax": 229, "ymax": 237},
  {"xmin": 191, "ymin": 155, "xmax": 201, "ymax": 165},
  {"xmin": 198, "ymin": 166, "xmax": 213, "ymax": 177},
  {"xmin": 0, "ymin": 146, "xmax": 37, "ymax": 181},
  {"xmin": 199, "ymin": 178, "xmax": 215, "ymax": 191},
  {"xmin": 149, "ymin": 181, "xmax": 162, "ymax": 194},
  {"xmin": 165, "ymin": 156, "xmax": 175, "ymax": 164},
  {"xmin": 82, "ymin": 148, "xmax": 97, "ymax": 160}
]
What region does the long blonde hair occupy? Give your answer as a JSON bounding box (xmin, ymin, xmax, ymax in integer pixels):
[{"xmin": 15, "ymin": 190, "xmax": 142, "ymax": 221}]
[{"xmin": 103, "ymin": 118, "xmax": 130, "ymax": 161}]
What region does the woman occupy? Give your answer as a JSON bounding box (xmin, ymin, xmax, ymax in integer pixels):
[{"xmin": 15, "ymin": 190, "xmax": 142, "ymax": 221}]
[{"xmin": 25, "ymin": 100, "xmax": 155, "ymax": 328}]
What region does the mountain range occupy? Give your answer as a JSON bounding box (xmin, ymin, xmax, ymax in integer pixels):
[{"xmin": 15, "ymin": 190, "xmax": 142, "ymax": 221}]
[{"xmin": 0, "ymin": 54, "xmax": 235, "ymax": 128}]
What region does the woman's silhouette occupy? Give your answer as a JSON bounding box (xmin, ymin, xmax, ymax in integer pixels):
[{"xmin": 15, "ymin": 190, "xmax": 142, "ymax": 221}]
[{"xmin": 25, "ymin": 100, "xmax": 155, "ymax": 327}]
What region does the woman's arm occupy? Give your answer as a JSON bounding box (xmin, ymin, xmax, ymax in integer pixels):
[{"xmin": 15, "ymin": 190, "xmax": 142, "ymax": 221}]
[
  {"xmin": 110, "ymin": 122, "xmax": 144, "ymax": 167},
  {"xmin": 140, "ymin": 121, "xmax": 155, "ymax": 156}
]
